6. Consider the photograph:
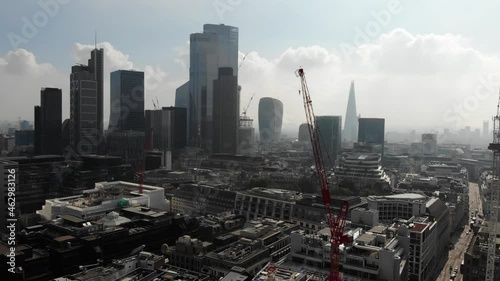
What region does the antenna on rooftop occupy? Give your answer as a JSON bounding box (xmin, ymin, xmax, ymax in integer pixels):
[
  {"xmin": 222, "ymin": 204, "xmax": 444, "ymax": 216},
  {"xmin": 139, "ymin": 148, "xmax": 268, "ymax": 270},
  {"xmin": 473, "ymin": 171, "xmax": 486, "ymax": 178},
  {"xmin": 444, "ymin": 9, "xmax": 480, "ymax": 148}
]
[{"xmin": 94, "ymin": 30, "xmax": 97, "ymax": 50}]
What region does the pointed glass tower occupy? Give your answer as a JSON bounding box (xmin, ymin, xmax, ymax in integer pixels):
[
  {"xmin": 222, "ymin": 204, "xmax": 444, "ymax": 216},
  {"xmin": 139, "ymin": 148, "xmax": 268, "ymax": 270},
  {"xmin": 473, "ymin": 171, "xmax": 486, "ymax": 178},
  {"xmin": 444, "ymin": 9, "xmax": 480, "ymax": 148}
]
[{"xmin": 343, "ymin": 81, "xmax": 358, "ymax": 142}]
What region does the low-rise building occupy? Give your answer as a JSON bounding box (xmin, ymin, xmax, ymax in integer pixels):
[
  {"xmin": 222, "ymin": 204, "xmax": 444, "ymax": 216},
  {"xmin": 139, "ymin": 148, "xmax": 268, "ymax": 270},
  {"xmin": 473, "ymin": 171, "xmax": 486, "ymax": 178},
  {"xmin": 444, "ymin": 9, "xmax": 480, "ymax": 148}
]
[
  {"xmin": 462, "ymin": 222, "xmax": 500, "ymax": 281},
  {"xmin": 289, "ymin": 225, "xmax": 409, "ymax": 281},
  {"xmin": 335, "ymin": 153, "xmax": 390, "ymax": 187},
  {"xmin": 37, "ymin": 181, "xmax": 170, "ymax": 221},
  {"xmin": 234, "ymin": 188, "xmax": 301, "ymax": 221},
  {"xmin": 171, "ymin": 183, "xmax": 237, "ymax": 216}
]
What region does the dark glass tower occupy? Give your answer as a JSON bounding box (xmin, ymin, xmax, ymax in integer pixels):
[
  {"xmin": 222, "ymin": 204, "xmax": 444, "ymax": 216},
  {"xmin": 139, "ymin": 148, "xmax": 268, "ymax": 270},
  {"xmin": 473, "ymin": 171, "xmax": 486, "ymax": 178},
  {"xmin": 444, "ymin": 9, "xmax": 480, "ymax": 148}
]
[
  {"xmin": 358, "ymin": 118, "xmax": 385, "ymax": 157},
  {"xmin": 343, "ymin": 81, "xmax": 358, "ymax": 143},
  {"xmin": 34, "ymin": 88, "xmax": 62, "ymax": 155},
  {"xmin": 188, "ymin": 24, "xmax": 238, "ymax": 149},
  {"xmin": 145, "ymin": 107, "xmax": 188, "ymax": 152},
  {"xmin": 298, "ymin": 123, "xmax": 311, "ymax": 142},
  {"xmin": 212, "ymin": 67, "xmax": 239, "ymax": 154},
  {"xmin": 258, "ymin": 97, "xmax": 283, "ymax": 144},
  {"xmin": 89, "ymin": 48, "xmax": 104, "ymax": 148},
  {"xmin": 109, "ymin": 70, "xmax": 145, "ymax": 132},
  {"xmin": 316, "ymin": 116, "xmax": 342, "ymax": 168}
]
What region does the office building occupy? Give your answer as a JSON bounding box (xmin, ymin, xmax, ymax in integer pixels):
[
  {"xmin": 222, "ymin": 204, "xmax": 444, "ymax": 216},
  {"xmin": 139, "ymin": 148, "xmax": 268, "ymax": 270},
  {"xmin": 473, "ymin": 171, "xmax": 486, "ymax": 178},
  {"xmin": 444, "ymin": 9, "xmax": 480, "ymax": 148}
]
[
  {"xmin": 213, "ymin": 67, "xmax": 239, "ymax": 154},
  {"xmin": 106, "ymin": 131, "xmax": 145, "ymax": 169},
  {"xmin": 239, "ymin": 115, "xmax": 256, "ymax": 155},
  {"xmin": 258, "ymin": 97, "xmax": 283, "ymax": 144},
  {"xmin": 109, "ymin": 70, "xmax": 145, "ymax": 132},
  {"xmin": 171, "ymin": 184, "xmax": 237, "ymax": 216},
  {"xmin": 484, "ymin": 120, "xmax": 489, "ymax": 139},
  {"xmin": 34, "ymin": 88, "xmax": 62, "ymax": 155},
  {"xmin": 462, "ymin": 223, "xmax": 500, "ymax": 281},
  {"xmin": 70, "ymin": 65, "xmax": 99, "ymax": 154},
  {"xmin": 19, "ymin": 120, "xmax": 31, "ymax": 130},
  {"xmin": 290, "ymin": 226, "xmax": 409, "ymax": 281},
  {"xmin": 36, "ymin": 181, "xmax": 169, "ymax": 220},
  {"xmin": 175, "ymin": 81, "xmax": 190, "ymax": 140},
  {"xmin": 15, "ymin": 130, "xmax": 34, "ymax": 146},
  {"xmin": 421, "ymin": 133, "xmax": 437, "ymax": 155},
  {"xmin": 188, "ymin": 24, "xmax": 238, "ymax": 149},
  {"xmin": 298, "ymin": 123, "xmax": 310, "ymax": 142},
  {"xmin": 68, "ymin": 47, "xmax": 104, "ymax": 155},
  {"xmin": 316, "ymin": 115, "xmax": 342, "ymax": 168},
  {"xmin": 358, "ymin": 118, "xmax": 385, "ymax": 158},
  {"xmin": 335, "ymin": 153, "xmax": 391, "ymax": 187},
  {"xmin": 145, "ymin": 107, "xmax": 187, "ymax": 152},
  {"xmin": 343, "ymin": 80, "xmax": 358, "ymax": 143},
  {"xmin": 175, "ymin": 81, "xmax": 189, "ymax": 109}
]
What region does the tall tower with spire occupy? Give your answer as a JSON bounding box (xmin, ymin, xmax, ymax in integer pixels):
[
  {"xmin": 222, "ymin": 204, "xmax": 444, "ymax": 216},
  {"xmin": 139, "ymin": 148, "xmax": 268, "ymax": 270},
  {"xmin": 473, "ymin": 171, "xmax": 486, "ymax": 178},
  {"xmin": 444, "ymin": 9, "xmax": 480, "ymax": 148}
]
[{"xmin": 343, "ymin": 80, "xmax": 358, "ymax": 143}]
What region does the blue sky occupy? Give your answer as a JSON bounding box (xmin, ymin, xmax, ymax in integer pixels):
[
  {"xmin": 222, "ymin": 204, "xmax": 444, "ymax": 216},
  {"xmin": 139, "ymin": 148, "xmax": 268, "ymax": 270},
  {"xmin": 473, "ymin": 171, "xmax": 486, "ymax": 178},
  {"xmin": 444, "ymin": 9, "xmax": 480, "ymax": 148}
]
[
  {"xmin": 1, "ymin": 0, "xmax": 500, "ymax": 133},
  {"xmin": 3, "ymin": 0, "xmax": 500, "ymax": 70}
]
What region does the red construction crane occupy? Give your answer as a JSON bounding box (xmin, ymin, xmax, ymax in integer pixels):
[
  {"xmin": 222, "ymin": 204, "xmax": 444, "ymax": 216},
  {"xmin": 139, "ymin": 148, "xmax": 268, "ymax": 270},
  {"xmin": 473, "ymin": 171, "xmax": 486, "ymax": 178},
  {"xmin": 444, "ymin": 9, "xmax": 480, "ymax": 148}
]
[{"xmin": 295, "ymin": 68, "xmax": 349, "ymax": 281}]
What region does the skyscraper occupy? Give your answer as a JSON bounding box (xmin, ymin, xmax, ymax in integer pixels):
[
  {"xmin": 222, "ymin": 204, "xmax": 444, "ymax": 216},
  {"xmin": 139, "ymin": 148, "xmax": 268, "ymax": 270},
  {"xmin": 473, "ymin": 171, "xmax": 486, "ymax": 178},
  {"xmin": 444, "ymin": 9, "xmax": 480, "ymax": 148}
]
[
  {"xmin": 213, "ymin": 67, "xmax": 239, "ymax": 154},
  {"xmin": 188, "ymin": 24, "xmax": 238, "ymax": 149},
  {"xmin": 34, "ymin": 88, "xmax": 62, "ymax": 155},
  {"xmin": 484, "ymin": 120, "xmax": 489, "ymax": 139},
  {"xmin": 298, "ymin": 123, "xmax": 310, "ymax": 142},
  {"xmin": 316, "ymin": 116, "xmax": 342, "ymax": 168},
  {"xmin": 358, "ymin": 118, "xmax": 385, "ymax": 158},
  {"xmin": 109, "ymin": 70, "xmax": 145, "ymax": 132},
  {"xmin": 175, "ymin": 81, "xmax": 189, "ymax": 141},
  {"xmin": 145, "ymin": 107, "xmax": 187, "ymax": 152},
  {"xmin": 89, "ymin": 48, "xmax": 104, "ymax": 147},
  {"xmin": 343, "ymin": 81, "xmax": 358, "ymax": 143},
  {"xmin": 175, "ymin": 81, "xmax": 189, "ymax": 109},
  {"xmin": 70, "ymin": 65, "xmax": 99, "ymax": 154},
  {"xmin": 258, "ymin": 97, "xmax": 283, "ymax": 144},
  {"xmin": 422, "ymin": 133, "xmax": 437, "ymax": 155}
]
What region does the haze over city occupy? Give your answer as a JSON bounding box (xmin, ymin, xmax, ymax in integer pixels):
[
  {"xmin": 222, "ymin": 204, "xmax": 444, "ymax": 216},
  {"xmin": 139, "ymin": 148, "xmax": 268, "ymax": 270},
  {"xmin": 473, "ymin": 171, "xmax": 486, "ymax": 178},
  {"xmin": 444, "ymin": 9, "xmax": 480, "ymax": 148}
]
[{"xmin": 1, "ymin": 0, "xmax": 500, "ymax": 134}]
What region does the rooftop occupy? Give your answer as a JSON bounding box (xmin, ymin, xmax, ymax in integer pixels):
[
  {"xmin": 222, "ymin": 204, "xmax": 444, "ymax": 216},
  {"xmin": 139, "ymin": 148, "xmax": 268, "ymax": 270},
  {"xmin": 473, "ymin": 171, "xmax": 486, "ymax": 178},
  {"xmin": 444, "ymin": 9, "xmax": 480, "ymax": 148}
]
[{"xmin": 240, "ymin": 188, "xmax": 303, "ymax": 202}]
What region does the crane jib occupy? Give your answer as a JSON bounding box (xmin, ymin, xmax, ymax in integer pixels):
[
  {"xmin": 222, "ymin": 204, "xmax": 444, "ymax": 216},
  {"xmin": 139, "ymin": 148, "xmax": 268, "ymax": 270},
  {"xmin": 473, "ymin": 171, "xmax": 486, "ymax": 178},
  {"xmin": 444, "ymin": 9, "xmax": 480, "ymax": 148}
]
[{"xmin": 296, "ymin": 68, "xmax": 349, "ymax": 281}]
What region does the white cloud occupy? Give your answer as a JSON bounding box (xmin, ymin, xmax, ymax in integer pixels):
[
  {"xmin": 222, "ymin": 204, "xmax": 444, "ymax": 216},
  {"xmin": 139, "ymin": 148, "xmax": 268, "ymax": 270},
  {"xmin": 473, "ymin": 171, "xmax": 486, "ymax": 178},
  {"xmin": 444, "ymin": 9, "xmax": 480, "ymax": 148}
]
[
  {"xmin": 237, "ymin": 28, "xmax": 500, "ymax": 135},
  {"xmin": 2, "ymin": 29, "xmax": 500, "ymax": 136}
]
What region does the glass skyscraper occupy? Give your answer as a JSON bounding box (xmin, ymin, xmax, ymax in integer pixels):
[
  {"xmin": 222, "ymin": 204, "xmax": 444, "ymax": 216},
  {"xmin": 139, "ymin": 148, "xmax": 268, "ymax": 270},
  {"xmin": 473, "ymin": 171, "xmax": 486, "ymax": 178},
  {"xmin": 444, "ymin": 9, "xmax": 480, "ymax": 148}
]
[
  {"xmin": 358, "ymin": 118, "xmax": 385, "ymax": 158},
  {"xmin": 188, "ymin": 24, "xmax": 238, "ymax": 149},
  {"xmin": 69, "ymin": 48, "xmax": 104, "ymax": 155},
  {"xmin": 258, "ymin": 97, "xmax": 283, "ymax": 144},
  {"xmin": 316, "ymin": 116, "xmax": 342, "ymax": 168},
  {"xmin": 109, "ymin": 70, "xmax": 145, "ymax": 132},
  {"xmin": 343, "ymin": 81, "xmax": 358, "ymax": 143}
]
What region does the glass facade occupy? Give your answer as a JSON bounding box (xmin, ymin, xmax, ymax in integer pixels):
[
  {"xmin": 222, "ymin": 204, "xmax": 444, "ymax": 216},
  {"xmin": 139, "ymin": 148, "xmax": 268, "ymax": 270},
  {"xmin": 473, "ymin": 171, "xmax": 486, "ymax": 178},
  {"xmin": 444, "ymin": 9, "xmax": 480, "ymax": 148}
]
[
  {"xmin": 109, "ymin": 70, "xmax": 145, "ymax": 132},
  {"xmin": 358, "ymin": 118, "xmax": 385, "ymax": 157},
  {"xmin": 258, "ymin": 97, "xmax": 283, "ymax": 144},
  {"xmin": 316, "ymin": 116, "xmax": 342, "ymax": 168},
  {"xmin": 188, "ymin": 24, "xmax": 238, "ymax": 149}
]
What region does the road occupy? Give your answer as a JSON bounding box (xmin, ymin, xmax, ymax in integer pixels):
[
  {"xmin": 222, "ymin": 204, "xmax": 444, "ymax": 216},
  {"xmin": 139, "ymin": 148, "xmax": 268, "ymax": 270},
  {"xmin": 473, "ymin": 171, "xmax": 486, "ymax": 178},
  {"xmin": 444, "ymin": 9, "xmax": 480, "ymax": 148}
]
[{"xmin": 438, "ymin": 182, "xmax": 482, "ymax": 281}]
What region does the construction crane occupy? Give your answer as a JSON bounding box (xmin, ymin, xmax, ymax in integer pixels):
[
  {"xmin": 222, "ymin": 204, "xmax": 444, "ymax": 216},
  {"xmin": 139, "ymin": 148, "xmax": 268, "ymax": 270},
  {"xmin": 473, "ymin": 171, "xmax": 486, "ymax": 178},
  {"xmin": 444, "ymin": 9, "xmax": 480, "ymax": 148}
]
[
  {"xmin": 295, "ymin": 68, "xmax": 349, "ymax": 281},
  {"xmin": 238, "ymin": 52, "xmax": 249, "ymax": 71},
  {"xmin": 242, "ymin": 93, "xmax": 255, "ymax": 118},
  {"xmin": 486, "ymin": 88, "xmax": 500, "ymax": 281}
]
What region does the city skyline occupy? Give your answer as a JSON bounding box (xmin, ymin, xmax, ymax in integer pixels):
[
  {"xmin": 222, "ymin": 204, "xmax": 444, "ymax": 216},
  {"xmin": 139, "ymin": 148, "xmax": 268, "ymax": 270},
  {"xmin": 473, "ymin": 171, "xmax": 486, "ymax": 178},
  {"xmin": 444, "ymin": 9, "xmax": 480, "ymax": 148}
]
[{"xmin": 1, "ymin": 1, "xmax": 500, "ymax": 134}]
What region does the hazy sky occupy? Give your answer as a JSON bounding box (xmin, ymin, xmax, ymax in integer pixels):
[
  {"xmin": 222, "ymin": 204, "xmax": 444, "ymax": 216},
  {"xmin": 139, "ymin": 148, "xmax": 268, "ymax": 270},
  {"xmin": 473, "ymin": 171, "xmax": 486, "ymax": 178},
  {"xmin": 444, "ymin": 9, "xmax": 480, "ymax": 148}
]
[{"xmin": 1, "ymin": 0, "xmax": 500, "ymax": 134}]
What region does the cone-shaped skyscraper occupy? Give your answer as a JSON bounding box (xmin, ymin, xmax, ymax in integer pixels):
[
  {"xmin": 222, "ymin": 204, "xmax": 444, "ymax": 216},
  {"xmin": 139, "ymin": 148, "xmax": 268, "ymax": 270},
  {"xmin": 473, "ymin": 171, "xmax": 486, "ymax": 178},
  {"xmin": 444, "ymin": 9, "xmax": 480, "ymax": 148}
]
[{"xmin": 343, "ymin": 81, "xmax": 358, "ymax": 143}]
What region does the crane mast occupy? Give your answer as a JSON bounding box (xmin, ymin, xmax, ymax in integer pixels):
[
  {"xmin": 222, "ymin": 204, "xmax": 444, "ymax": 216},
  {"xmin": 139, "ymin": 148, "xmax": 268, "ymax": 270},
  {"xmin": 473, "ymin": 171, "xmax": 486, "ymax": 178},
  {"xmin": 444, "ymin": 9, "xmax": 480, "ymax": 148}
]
[
  {"xmin": 296, "ymin": 68, "xmax": 349, "ymax": 281},
  {"xmin": 486, "ymin": 89, "xmax": 500, "ymax": 281}
]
